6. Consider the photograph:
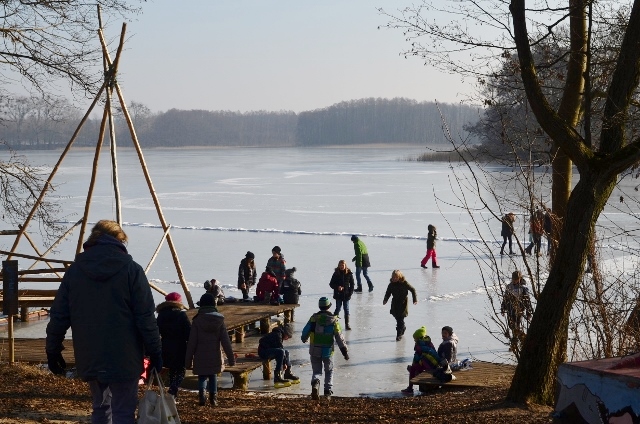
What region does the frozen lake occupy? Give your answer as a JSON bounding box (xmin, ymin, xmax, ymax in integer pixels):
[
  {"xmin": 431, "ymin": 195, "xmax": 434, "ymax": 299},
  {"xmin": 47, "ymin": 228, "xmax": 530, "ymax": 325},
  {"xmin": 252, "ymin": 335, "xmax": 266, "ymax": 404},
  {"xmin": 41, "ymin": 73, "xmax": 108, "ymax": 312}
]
[{"xmin": 1, "ymin": 146, "xmax": 637, "ymax": 397}]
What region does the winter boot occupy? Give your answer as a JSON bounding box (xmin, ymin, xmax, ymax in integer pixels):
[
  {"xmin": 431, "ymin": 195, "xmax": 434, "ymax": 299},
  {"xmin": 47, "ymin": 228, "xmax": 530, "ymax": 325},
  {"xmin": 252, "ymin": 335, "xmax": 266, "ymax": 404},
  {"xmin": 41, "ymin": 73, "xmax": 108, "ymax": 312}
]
[
  {"xmin": 368, "ymin": 283, "xmax": 374, "ymax": 292},
  {"xmin": 324, "ymin": 389, "xmax": 333, "ymax": 399},
  {"xmin": 274, "ymin": 372, "xmax": 291, "ymax": 388},
  {"xmin": 396, "ymin": 328, "xmax": 403, "ymax": 341},
  {"xmin": 284, "ymin": 369, "xmax": 300, "ymax": 383},
  {"xmin": 354, "ymin": 286, "xmax": 363, "ymax": 293},
  {"xmin": 345, "ymin": 314, "xmax": 351, "ymax": 330},
  {"xmin": 209, "ymin": 392, "xmax": 218, "ymax": 407},
  {"xmin": 432, "ymin": 261, "xmax": 440, "ymax": 269},
  {"xmin": 198, "ymin": 389, "xmax": 206, "ymax": 406},
  {"xmin": 311, "ymin": 379, "xmax": 320, "ymax": 400}
]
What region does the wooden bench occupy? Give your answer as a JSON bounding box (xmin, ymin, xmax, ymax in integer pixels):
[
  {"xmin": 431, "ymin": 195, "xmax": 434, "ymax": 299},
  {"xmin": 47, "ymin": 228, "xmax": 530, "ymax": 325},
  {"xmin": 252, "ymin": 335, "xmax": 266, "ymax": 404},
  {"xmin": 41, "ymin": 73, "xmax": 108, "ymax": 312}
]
[
  {"xmin": 223, "ymin": 347, "xmax": 272, "ymax": 390},
  {"xmin": 410, "ymin": 361, "xmax": 515, "ymax": 391}
]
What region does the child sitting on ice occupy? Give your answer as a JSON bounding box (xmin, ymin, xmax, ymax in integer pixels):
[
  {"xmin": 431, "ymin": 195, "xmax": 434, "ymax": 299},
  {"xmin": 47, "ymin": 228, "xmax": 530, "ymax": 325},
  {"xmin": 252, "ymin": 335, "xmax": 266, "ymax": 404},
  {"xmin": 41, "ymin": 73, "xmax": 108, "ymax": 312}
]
[{"xmin": 401, "ymin": 326, "xmax": 441, "ymax": 394}]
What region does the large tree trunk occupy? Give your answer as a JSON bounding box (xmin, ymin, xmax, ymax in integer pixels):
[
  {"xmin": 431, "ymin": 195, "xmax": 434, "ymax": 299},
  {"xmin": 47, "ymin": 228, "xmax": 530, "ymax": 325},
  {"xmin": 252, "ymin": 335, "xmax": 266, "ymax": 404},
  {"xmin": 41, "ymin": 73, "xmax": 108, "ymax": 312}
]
[{"xmin": 507, "ymin": 173, "xmax": 616, "ymax": 404}]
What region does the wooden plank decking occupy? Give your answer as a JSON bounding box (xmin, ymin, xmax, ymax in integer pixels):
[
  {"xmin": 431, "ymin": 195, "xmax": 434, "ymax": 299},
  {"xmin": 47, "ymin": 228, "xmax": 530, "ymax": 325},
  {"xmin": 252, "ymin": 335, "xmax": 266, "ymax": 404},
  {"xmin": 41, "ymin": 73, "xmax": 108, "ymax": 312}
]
[
  {"xmin": 0, "ymin": 302, "xmax": 297, "ymax": 367},
  {"xmin": 410, "ymin": 361, "xmax": 515, "ymax": 389}
]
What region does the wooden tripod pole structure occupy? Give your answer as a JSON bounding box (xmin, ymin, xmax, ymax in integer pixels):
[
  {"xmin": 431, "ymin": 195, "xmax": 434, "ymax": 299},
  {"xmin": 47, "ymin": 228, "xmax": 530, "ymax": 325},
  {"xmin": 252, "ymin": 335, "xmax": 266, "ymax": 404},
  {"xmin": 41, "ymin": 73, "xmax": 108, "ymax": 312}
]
[{"xmin": 8, "ymin": 18, "xmax": 193, "ymax": 310}]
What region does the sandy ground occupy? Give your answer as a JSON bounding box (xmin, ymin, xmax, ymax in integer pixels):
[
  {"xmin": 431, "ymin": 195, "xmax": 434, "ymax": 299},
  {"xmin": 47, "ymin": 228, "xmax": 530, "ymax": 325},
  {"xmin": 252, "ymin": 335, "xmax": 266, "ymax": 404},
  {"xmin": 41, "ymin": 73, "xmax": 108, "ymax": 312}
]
[{"xmin": 0, "ymin": 363, "xmax": 554, "ymax": 423}]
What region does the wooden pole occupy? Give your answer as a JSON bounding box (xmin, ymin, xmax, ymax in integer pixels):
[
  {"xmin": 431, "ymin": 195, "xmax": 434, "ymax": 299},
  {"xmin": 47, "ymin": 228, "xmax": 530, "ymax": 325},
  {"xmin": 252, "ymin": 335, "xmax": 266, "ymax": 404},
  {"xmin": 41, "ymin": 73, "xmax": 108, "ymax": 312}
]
[
  {"xmin": 75, "ymin": 25, "xmax": 128, "ymax": 254},
  {"xmin": 0, "ymin": 250, "xmax": 73, "ymax": 265},
  {"xmin": 75, "ymin": 102, "xmax": 110, "ymax": 255},
  {"xmin": 20, "ymin": 231, "xmax": 62, "ymax": 278},
  {"xmin": 97, "ymin": 27, "xmax": 194, "ymax": 309},
  {"xmin": 7, "ymin": 82, "xmax": 107, "ymax": 260},
  {"xmin": 8, "ymin": 315, "xmax": 14, "ymax": 364},
  {"xmin": 107, "ymin": 91, "xmax": 122, "ymax": 225},
  {"xmin": 98, "ymin": 9, "xmax": 123, "ymax": 225},
  {"xmin": 145, "ymin": 225, "xmax": 171, "ymax": 274},
  {"xmin": 26, "ymin": 220, "xmax": 81, "ymax": 271}
]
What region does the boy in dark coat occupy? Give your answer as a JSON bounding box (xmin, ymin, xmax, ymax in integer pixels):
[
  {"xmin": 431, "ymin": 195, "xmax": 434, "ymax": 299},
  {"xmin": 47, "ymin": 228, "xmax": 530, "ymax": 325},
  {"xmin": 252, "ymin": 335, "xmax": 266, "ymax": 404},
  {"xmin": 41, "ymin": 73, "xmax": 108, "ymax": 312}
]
[
  {"xmin": 258, "ymin": 323, "xmax": 298, "ymax": 387},
  {"xmin": 281, "ymin": 267, "xmax": 302, "ymax": 304},
  {"xmin": 156, "ymin": 292, "xmax": 191, "ymax": 399},
  {"xmin": 185, "ymin": 293, "xmax": 235, "ymax": 406}
]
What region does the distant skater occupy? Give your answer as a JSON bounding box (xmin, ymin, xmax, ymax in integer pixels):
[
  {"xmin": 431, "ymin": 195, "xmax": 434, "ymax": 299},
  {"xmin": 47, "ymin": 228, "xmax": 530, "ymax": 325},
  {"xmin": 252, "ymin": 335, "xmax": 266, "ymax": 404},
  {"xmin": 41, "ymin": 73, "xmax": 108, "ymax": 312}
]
[
  {"xmin": 237, "ymin": 251, "xmax": 256, "ymax": 300},
  {"xmin": 351, "ymin": 235, "xmax": 373, "ymax": 292},
  {"xmin": 525, "ymin": 210, "xmax": 544, "ymax": 256},
  {"xmin": 420, "ymin": 225, "xmax": 440, "ymax": 268},
  {"xmin": 500, "ymin": 213, "xmax": 516, "ymax": 256},
  {"xmin": 329, "ymin": 259, "xmax": 355, "ymax": 330},
  {"xmin": 383, "ymin": 270, "xmax": 418, "ymax": 341}
]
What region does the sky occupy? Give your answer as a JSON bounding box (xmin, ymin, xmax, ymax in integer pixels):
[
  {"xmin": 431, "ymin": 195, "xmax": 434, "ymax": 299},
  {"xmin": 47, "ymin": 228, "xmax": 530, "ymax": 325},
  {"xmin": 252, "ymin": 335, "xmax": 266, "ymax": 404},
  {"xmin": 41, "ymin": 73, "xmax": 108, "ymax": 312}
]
[{"xmin": 107, "ymin": 0, "xmax": 475, "ymax": 113}]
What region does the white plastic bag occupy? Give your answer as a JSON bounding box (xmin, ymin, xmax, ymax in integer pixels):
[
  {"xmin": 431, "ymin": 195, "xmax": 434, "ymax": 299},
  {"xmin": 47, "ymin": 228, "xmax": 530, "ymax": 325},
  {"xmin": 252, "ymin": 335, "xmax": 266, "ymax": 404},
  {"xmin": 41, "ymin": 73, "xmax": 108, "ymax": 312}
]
[{"xmin": 137, "ymin": 369, "xmax": 181, "ymax": 424}]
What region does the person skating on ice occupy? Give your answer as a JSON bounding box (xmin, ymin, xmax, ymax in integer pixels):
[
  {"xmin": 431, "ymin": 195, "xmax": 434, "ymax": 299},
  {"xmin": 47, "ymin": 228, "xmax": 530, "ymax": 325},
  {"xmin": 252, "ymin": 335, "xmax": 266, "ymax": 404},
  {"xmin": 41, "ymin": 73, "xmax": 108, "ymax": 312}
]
[
  {"xmin": 351, "ymin": 235, "xmax": 373, "ymax": 292},
  {"xmin": 329, "ymin": 259, "xmax": 355, "ymax": 330},
  {"xmin": 420, "ymin": 224, "xmax": 440, "ymax": 268},
  {"xmin": 301, "ymin": 297, "xmax": 349, "ymax": 400},
  {"xmin": 383, "ymin": 270, "xmax": 418, "ymax": 341}
]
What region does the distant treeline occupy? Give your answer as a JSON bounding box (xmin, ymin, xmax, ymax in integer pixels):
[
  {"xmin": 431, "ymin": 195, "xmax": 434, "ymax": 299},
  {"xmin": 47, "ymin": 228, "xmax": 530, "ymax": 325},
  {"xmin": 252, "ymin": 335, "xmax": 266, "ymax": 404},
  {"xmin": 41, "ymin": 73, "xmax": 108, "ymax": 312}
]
[{"xmin": 0, "ymin": 97, "xmax": 480, "ymax": 149}]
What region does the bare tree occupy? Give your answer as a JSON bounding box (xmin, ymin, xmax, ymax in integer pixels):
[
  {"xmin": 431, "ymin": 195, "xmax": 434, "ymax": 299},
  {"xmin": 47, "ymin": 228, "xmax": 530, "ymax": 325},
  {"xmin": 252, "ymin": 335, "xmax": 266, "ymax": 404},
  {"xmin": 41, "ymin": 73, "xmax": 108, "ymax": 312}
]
[
  {"xmin": 0, "ymin": 1, "xmax": 142, "ymax": 237},
  {"xmin": 382, "ymin": 0, "xmax": 640, "ymax": 404}
]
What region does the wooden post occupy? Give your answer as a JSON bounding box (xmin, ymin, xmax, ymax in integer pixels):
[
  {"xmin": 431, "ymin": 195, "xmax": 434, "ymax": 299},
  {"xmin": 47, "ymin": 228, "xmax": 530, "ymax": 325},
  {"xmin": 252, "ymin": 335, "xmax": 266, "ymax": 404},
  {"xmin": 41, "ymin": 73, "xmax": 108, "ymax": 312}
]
[
  {"xmin": 235, "ymin": 326, "xmax": 245, "ymax": 343},
  {"xmin": 260, "ymin": 317, "xmax": 270, "ymax": 334},
  {"xmin": 75, "ymin": 102, "xmax": 109, "ymax": 255},
  {"xmin": 97, "ymin": 27, "xmax": 194, "ymax": 309},
  {"xmin": 8, "ymin": 316, "xmax": 14, "ymax": 364},
  {"xmin": 144, "ymin": 225, "xmax": 171, "ymax": 274},
  {"xmin": 262, "ymin": 360, "xmax": 272, "ymax": 380}
]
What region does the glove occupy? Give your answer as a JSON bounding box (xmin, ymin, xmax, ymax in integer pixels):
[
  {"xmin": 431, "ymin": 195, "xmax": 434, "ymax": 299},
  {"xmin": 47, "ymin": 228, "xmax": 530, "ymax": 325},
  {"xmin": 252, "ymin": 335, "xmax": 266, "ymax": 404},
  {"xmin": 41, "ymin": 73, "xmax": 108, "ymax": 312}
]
[
  {"xmin": 340, "ymin": 346, "xmax": 349, "ymax": 360},
  {"xmin": 47, "ymin": 352, "xmax": 66, "ymax": 375},
  {"xmin": 148, "ymin": 352, "xmax": 163, "ymax": 373}
]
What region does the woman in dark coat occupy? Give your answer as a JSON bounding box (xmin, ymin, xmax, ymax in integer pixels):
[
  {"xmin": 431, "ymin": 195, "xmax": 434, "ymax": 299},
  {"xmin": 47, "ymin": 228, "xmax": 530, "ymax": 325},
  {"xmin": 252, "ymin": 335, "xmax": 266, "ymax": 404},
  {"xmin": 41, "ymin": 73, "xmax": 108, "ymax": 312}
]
[
  {"xmin": 156, "ymin": 292, "xmax": 191, "ymax": 399},
  {"xmin": 383, "ymin": 270, "xmax": 418, "ymax": 341},
  {"xmin": 329, "ymin": 260, "xmax": 355, "ymax": 330},
  {"xmin": 500, "ymin": 213, "xmax": 516, "ymax": 255},
  {"xmin": 185, "ymin": 293, "xmax": 235, "ymax": 407}
]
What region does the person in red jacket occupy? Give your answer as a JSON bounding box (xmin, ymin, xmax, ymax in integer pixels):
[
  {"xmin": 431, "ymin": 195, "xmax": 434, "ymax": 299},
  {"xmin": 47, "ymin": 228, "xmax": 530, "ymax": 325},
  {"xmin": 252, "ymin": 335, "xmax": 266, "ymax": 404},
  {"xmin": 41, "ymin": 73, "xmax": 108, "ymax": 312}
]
[{"xmin": 256, "ymin": 266, "xmax": 279, "ymax": 303}]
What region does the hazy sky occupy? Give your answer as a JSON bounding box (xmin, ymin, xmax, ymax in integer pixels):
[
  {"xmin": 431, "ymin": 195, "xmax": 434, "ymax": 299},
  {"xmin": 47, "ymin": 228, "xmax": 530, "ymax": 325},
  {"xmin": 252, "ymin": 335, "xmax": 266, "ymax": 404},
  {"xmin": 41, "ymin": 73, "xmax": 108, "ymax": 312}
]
[{"xmin": 112, "ymin": 0, "xmax": 474, "ymax": 113}]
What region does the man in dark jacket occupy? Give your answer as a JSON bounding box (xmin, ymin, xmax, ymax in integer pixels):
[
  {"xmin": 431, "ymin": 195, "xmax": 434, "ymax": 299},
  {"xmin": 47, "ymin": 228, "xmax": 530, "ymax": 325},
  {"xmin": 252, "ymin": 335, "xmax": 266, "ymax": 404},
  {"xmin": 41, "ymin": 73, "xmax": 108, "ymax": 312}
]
[
  {"xmin": 46, "ymin": 220, "xmax": 162, "ymax": 424},
  {"xmin": 351, "ymin": 235, "xmax": 373, "ymax": 292},
  {"xmin": 258, "ymin": 323, "xmax": 298, "ymax": 386}
]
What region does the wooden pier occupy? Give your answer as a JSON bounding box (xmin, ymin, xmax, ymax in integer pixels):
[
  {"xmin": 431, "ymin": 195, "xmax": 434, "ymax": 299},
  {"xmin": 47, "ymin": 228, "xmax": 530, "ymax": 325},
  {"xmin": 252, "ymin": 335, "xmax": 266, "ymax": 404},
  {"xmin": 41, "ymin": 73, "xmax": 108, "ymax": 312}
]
[
  {"xmin": 410, "ymin": 361, "xmax": 515, "ymax": 390},
  {"xmin": 0, "ymin": 302, "xmax": 297, "ymax": 390}
]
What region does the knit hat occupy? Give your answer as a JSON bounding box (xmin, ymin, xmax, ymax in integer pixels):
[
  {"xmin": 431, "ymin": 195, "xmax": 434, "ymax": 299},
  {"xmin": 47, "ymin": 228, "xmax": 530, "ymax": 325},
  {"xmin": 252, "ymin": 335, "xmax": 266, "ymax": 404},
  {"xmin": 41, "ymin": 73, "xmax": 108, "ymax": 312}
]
[
  {"xmin": 165, "ymin": 292, "xmax": 182, "ymax": 303},
  {"xmin": 285, "ymin": 267, "xmax": 297, "ymax": 277},
  {"xmin": 442, "ymin": 326, "xmax": 454, "ymax": 336},
  {"xmin": 350, "ymin": 235, "xmax": 358, "ymax": 242},
  {"xmin": 318, "ymin": 296, "xmax": 332, "ymax": 309},
  {"xmin": 245, "ymin": 251, "xmax": 255, "ymax": 259},
  {"xmin": 272, "ymin": 246, "xmax": 281, "ymax": 254},
  {"xmin": 413, "ymin": 326, "xmax": 427, "ymax": 340},
  {"xmin": 197, "ymin": 293, "xmax": 216, "ymax": 307},
  {"xmin": 282, "ymin": 323, "xmax": 293, "ymax": 337}
]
